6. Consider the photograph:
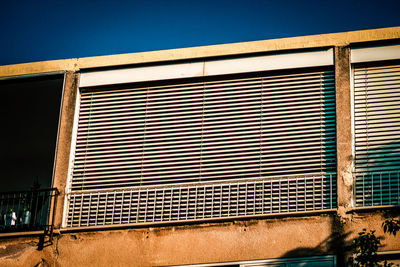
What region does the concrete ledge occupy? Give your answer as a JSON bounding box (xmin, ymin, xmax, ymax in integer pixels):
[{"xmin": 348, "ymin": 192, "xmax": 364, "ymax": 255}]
[{"xmin": 348, "ymin": 205, "xmax": 400, "ymax": 213}]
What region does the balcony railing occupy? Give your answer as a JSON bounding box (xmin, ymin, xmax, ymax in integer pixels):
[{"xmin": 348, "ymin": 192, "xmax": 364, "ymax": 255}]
[
  {"xmin": 354, "ymin": 170, "xmax": 400, "ymax": 207},
  {"xmin": 0, "ymin": 188, "xmax": 58, "ymax": 234},
  {"xmin": 65, "ymin": 174, "xmax": 336, "ymax": 228}
]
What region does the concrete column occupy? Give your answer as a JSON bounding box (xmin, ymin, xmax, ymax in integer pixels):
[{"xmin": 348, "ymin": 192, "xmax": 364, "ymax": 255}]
[
  {"xmin": 334, "ymin": 46, "xmax": 353, "ymax": 213},
  {"xmin": 52, "ymin": 71, "xmax": 79, "ymax": 229}
]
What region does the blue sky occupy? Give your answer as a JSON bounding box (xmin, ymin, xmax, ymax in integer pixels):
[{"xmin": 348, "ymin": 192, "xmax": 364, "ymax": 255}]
[{"xmin": 1, "ymin": 0, "xmax": 400, "ymax": 65}]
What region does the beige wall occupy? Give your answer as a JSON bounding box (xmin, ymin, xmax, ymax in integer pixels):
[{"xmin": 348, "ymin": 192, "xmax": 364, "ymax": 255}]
[
  {"xmin": 52, "ymin": 71, "xmax": 79, "ymax": 229},
  {"xmin": 0, "ymin": 212, "xmax": 399, "ymax": 267}
]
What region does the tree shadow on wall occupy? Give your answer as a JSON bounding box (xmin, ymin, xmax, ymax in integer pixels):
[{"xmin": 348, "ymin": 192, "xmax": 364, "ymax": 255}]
[{"xmin": 280, "ymin": 215, "xmax": 352, "ymax": 267}]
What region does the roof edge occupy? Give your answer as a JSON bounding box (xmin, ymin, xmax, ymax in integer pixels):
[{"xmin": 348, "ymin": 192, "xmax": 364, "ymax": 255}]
[{"xmin": 1, "ymin": 26, "xmax": 400, "ymax": 78}]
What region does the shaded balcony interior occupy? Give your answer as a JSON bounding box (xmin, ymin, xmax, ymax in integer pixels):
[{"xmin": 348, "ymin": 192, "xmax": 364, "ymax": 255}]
[{"xmin": 0, "ymin": 74, "xmax": 63, "ymax": 232}]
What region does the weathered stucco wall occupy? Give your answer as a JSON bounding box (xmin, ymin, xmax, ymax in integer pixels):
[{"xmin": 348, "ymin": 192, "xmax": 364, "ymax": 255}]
[
  {"xmin": 335, "ymin": 46, "xmax": 353, "ymax": 213},
  {"xmin": 0, "ymin": 211, "xmax": 399, "ymax": 267},
  {"xmin": 51, "ymin": 71, "xmax": 79, "ymax": 229}
]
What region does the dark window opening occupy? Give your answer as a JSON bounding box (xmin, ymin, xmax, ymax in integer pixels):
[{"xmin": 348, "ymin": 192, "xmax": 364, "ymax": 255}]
[
  {"xmin": 0, "ymin": 74, "xmax": 63, "ymax": 191},
  {"xmin": 0, "ymin": 74, "xmax": 63, "ymax": 233}
]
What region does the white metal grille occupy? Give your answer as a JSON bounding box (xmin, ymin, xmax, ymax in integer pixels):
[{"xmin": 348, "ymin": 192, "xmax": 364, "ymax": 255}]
[
  {"xmin": 353, "ymin": 61, "xmax": 400, "ymax": 206},
  {"xmin": 66, "ymin": 67, "xmax": 337, "ymax": 227},
  {"xmin": 354, "ymin": 171, "xmax": 400, "ymax": 207},
  {"xmin": 66, "ymin": 174, "xmax": 336, "ymax": 227}
]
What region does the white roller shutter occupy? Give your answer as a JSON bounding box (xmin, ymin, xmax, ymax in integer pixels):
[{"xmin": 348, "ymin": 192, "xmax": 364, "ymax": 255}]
[
  {"xmin": 79, "ymin": 49, "xmax": 333, "ymax": 87},
  {"xmin": 66, "ymin": 65, "xmax": 336, "ymax": 227},
  {"xmin": 353, "ymin": 60, "xmax": 400, "ymax": 206}
]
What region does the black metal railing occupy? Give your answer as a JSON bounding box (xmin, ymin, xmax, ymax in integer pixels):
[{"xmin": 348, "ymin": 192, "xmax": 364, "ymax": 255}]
[{"xmin": 0, "ymin": 188, "xmax": 58, "ymax": 233}]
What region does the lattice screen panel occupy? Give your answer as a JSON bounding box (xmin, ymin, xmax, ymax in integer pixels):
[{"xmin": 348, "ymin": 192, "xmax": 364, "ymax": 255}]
[{"xmin": 67, "ymin": 175, "xmax": 336, "ymax": 227}]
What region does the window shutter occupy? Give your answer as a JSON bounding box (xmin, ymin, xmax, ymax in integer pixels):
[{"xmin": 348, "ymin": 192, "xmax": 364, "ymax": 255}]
[
  {"xmin": 354, "ymin": 61, "xmax": 400, "ymax": 206},
  {"xmin": 66, "ymin": 67, "xmax": 336, "ymax": 227}
]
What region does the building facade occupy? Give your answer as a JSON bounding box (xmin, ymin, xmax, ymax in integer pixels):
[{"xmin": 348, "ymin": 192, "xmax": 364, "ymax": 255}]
[{"xmin": 0, "ymin": 27, "xmax": 400, "ymax": 266}]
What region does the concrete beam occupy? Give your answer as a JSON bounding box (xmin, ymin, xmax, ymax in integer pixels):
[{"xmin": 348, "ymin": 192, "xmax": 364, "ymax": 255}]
[
  {"xmin": 52, "ymin": 71, "xmax": 79, "ymax": 229},
  {"xmin": 334, "ymin": 46, "xmax": 353, "ymax": 213},
  {"xmin": 1, "ymin": 27, "xmax": 399, "ymax": 78}
]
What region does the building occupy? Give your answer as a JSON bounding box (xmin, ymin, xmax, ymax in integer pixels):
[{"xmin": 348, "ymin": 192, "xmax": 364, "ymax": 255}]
[{"xmin": 0, "ymin": 27, "xmax": 399, "ymax": 266}]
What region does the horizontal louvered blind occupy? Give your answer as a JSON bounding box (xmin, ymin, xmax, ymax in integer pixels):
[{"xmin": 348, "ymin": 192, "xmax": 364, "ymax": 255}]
[
  {"xmin": 71, "ymin": 68, "xmax": 336, "ymax": 191},
  {"xmin": 354, "ymin": 61, "xmax": 400, "ymax": 206}
]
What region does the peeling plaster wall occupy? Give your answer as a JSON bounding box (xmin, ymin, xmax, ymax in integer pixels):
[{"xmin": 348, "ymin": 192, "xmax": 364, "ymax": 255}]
[
  {"xmin": 335, "ymin": 46, "xmax": 353, "ymax": 215},
  {"xmin": 0, "ymin": 213, "xmax": 399, "ymax": 267}
]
